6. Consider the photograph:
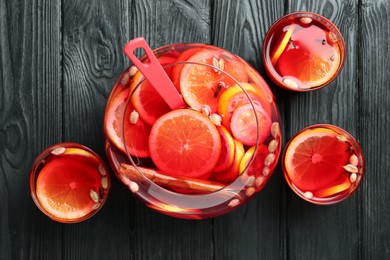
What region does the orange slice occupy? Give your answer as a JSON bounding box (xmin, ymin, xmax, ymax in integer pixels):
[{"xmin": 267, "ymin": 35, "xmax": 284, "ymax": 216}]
[
  {"xmin": 212, "ymin": 139, "xmax": 245, "ymax": 183},
  {"xmin": 284, "ymin": 127, "xmax": 350, "ymax": 192},
  {"xmin": 62, "ymin": 148, "xmax": 98, "ymax": 161},
  {"xmin": 36, "ymin": 156, "xmax": 102, "ymax": 220},
  {"xmin": 213, "ymin": 126, "xmax": 235, "ymax": 172},
  {"xmin": 278, "ymin": 26, "xmax": 341, "ymax": 88},
  {"xmin": 217, "ymin": 83, "xmax": 272, "ymax": 131},
  {"xmin": 171, "ymin": 48, "xmax": 202, "ymax": 89},
  {"xmin": 148, "ymin": 109, "xmax": 221, "ymax": 178},
  {"xmin": 179, "ymin": 49, "xmax": 248, "ymax": 112},
  {"xmin": 271, "ymin": 24, "xmax": 296, "ymax": 65},
  {"xmin": 315, "ymin": 176, "xmax": 351, "ymax": 198}
]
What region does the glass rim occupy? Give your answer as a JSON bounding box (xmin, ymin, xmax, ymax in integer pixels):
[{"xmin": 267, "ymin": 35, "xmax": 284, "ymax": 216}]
[
  {"xmin": 29, "ymin": 142, "xmax": 111, "ymax": 223},
  {"xmin": 262, "ymin": 11, "xmax": 347, "ymax": 92},
  {"xmin": 281, "ymin": 123, "xmax": 364, "ymax": 205}
]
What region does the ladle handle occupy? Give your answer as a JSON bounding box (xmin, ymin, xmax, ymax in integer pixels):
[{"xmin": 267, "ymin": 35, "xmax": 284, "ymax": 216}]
[{"xmin": 123, "ymin": 37, "xmax": 186, "ymax": 110}]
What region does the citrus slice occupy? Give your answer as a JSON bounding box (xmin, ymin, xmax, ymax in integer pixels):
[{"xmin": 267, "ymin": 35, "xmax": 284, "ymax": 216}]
[
  {"xmin": 148, "ymin": 109, "xmax": 221, "ymax": 178},
  {"xmin": 284, "ymin": 127, "xmax": 351, "ymax": 192},
  {"xmin": 240, "ymin": 144, "xmax": 269, "ymax": 177},
  {"xmin": 230, "ymin": 103, "xmax": 272, "ymax": 146},
  {"xmin": 213, "ymin": 126, "xmax": 235, "ymax": 172},
  {"xmin": 104, "ymin": 88, "xmax": 151, "ymax": 157},
  {"xmin": 59, "ymin": 147, "xmax": 101, "ymax": 167},
  {"xmin": 62, "ymin": 147, "xmax": 97, "ymax": 160},
  {"xmin": 277, "ymin": 25, "xmax": 341, "ymax": 88},
  {"xmin": 122, "ymin": 102, "xmax": 152, "ymax": 157},
  {"xmin": 218, "ymin": 83, "xmax": 272, "ymax": 130},
  {"xmin": 212, "ymin": 139, "xmax": 245, "ymax": 183},
  {"xmin": 36, "ymin": 156, "xmax": 102, "ymax": 220},
  {"xmin": 271, "ymin": 23, "xmax": 296, "ymax": 65},
  {"xmin": 104, "ymin": 88, "xmax": 130, "ymax": 152},
  {"xmin": 315, "ymin": 175, "xmax": 351, "ymax": 198},
  {"xmin": 131, "ymin": 56, "xmax": 177, "ymax": 125},
  {"xmin": 179, "ymin": 49, "xmax": 248, "ymax": 112},
  {"xmin": 171, "ymin": 48, "xmax": 202, "ymax": 89}
]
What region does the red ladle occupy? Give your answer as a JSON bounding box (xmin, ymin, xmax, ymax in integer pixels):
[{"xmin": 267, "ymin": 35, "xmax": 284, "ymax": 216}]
[{"xmin": 123, "ymin": 37, "xmax": 186, "ymax": 110}]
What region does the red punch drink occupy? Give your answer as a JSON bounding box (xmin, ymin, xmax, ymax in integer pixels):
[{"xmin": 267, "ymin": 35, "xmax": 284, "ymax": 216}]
[
  {"xmin": 104, "ymin": 43, "xmax": 281, "ymax": 219},
  {"xmin": 282, "ymin": 124, "xmax": 364, "ymax": 204},
  {"xmin": 262, "ymin": 12, "xmax": 346, "ymax": 91},
  {"xmin": 30, "ymin": 143, "xmax": 110, "ymax": 223}
]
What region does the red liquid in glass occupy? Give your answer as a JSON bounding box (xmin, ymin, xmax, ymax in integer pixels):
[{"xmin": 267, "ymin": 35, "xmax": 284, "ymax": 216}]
[
  {"xmin": 283, "ymin": 124, "xmax": 364, "ymax": 204},
  {"xmin": 30, "ymin": 144, "xmax": 110, "ymax": 223},
  {"xmin": 263, "ymin": 12, "xmax": 345, "ymax": 91},
  {"xmin": 104, "ymin": 44, "xmax": 281, "ymax": 219}
]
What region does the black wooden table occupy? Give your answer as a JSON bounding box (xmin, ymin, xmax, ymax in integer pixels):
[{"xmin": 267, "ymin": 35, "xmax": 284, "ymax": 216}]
[{"xmin": 1, "ymin": 0, "xmax": 389, "ymax": 259}]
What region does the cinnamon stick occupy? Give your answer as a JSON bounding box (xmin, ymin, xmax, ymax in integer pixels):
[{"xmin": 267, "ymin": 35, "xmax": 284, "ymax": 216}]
[{"xmin": 119, "ymin": 163, "xmax": 226, "ymax": 194}]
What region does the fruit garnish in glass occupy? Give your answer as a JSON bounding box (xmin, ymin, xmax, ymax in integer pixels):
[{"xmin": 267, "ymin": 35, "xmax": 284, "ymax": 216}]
[
  {"xmin": 29, "ymin": 143, "xmax": 111, "ymax": 223},
  {"xmin": 282, "ymin": 124, "xmax": 364, "ymax": 204},
  {"xmin": 103, "ymin": 40, "xmax": 281, "ymax": 219},
  {"xmin": 262, "ymin": 12, "xmax": 346, "ymax": 91}
]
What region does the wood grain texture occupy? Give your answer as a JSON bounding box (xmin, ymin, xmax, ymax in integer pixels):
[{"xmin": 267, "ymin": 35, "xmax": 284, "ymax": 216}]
[
  {"xmin": 1, "ymin": 0, "xmax": 390, "ymax": 259},
  {"xmin": 62, "ymin": 0, "xmax": 133, "ymax": 259},
  {"xmin": 359, "ymin": 0, "xmax": 390, "ymax": 258},
  {"xmin": 211, "ymin": 1, "xmax": 285, "ymax": 259},
  {"xmin": 0, "ymin": 0, "xmax": 62, "ymax": 259},
  {"xmin": 285, "ymin": 0, "xmax": 361, "ymax": 259},
  {"xmin": 131, "ymin": 0, "xmax": 211, "ymax": 48}
]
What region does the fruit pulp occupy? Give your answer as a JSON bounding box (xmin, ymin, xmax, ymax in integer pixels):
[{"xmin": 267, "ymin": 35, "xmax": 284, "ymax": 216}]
[
  {"xmin": 29, "ymin": 143, "xmax": 110, "ymax": 223},
  {"xmin": 104, "ymin": 43, "xmax": 281, "ymax": 219},
  {"xmin": 282, "ymin": 124, "xmax": 364, "ymax": 204},
  {"xmin": 262, "ymin": 12, "xmax": 345, "ymax": 91}
]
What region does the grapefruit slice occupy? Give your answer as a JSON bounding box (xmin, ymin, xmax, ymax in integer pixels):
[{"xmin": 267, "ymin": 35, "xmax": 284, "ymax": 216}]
[
  {"xmin": 36, "ymin": 156, "xmax": 102, "ymax": 220},
  {"xmin": 104, "ymin": 88, "xmax": 151, "ymax": 157},
  {"xmin": 284, "ymin": 127, "xmax": 350, "ymax": 192},
  {"xmin": 179, "ymin": 49, "xmax": 248, "ymax": 112},
  {"xmin": 148, "ymin": 109, "xmax": 221, "ymax": 178},
  {"xmin": 131, "ymin": 56, "xmax": 177, "ymax": 125},
  {"xmin": 122, "ymin": 102, "xmax": 151, "ymax": 157},
  {"xmin": 230, "ymin": 103, "xmax": 272, "ymax": 146},
  {"xmin": 212, "ymin": 139, "xmax": 245, "ymax": 183},
  {"xmin": 277, "ymin": 25, "xmax": 341, "ymax": 88},
  {"xmin": 217, "ymin": 83, "xmax": 272, "ymax": 130},
  {"xmin": 104, "ymin": 88, "xmax": 130, "ymax": 152}
]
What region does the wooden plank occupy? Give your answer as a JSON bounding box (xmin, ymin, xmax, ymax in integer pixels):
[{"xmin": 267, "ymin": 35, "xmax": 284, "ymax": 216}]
[
  {"xmin": 360, "ymin": 0, "xmax": 390, "ymax": 258},
  {"xmin": 0, "ymin": 0, "xmax": 63, "ymax": 259},
  {"xmin": 62, "ymin": 0, "xmax": 133, "ymax": 259},
  {"xmin": 285, "ymin": 0, "xmax": 361, "ymax": 259},
  {"xmin": 131, "ymin": 0, "xmax": 211, "ymax": 47},
  {"xmin": 211, "ymin": 1, "xmax": 285, "ymax": 259}
]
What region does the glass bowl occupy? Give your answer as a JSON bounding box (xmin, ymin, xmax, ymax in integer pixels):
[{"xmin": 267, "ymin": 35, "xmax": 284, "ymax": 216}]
[{"xmin": 104, "ymin": 43, "xmax": 281, "ymax": 219}]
